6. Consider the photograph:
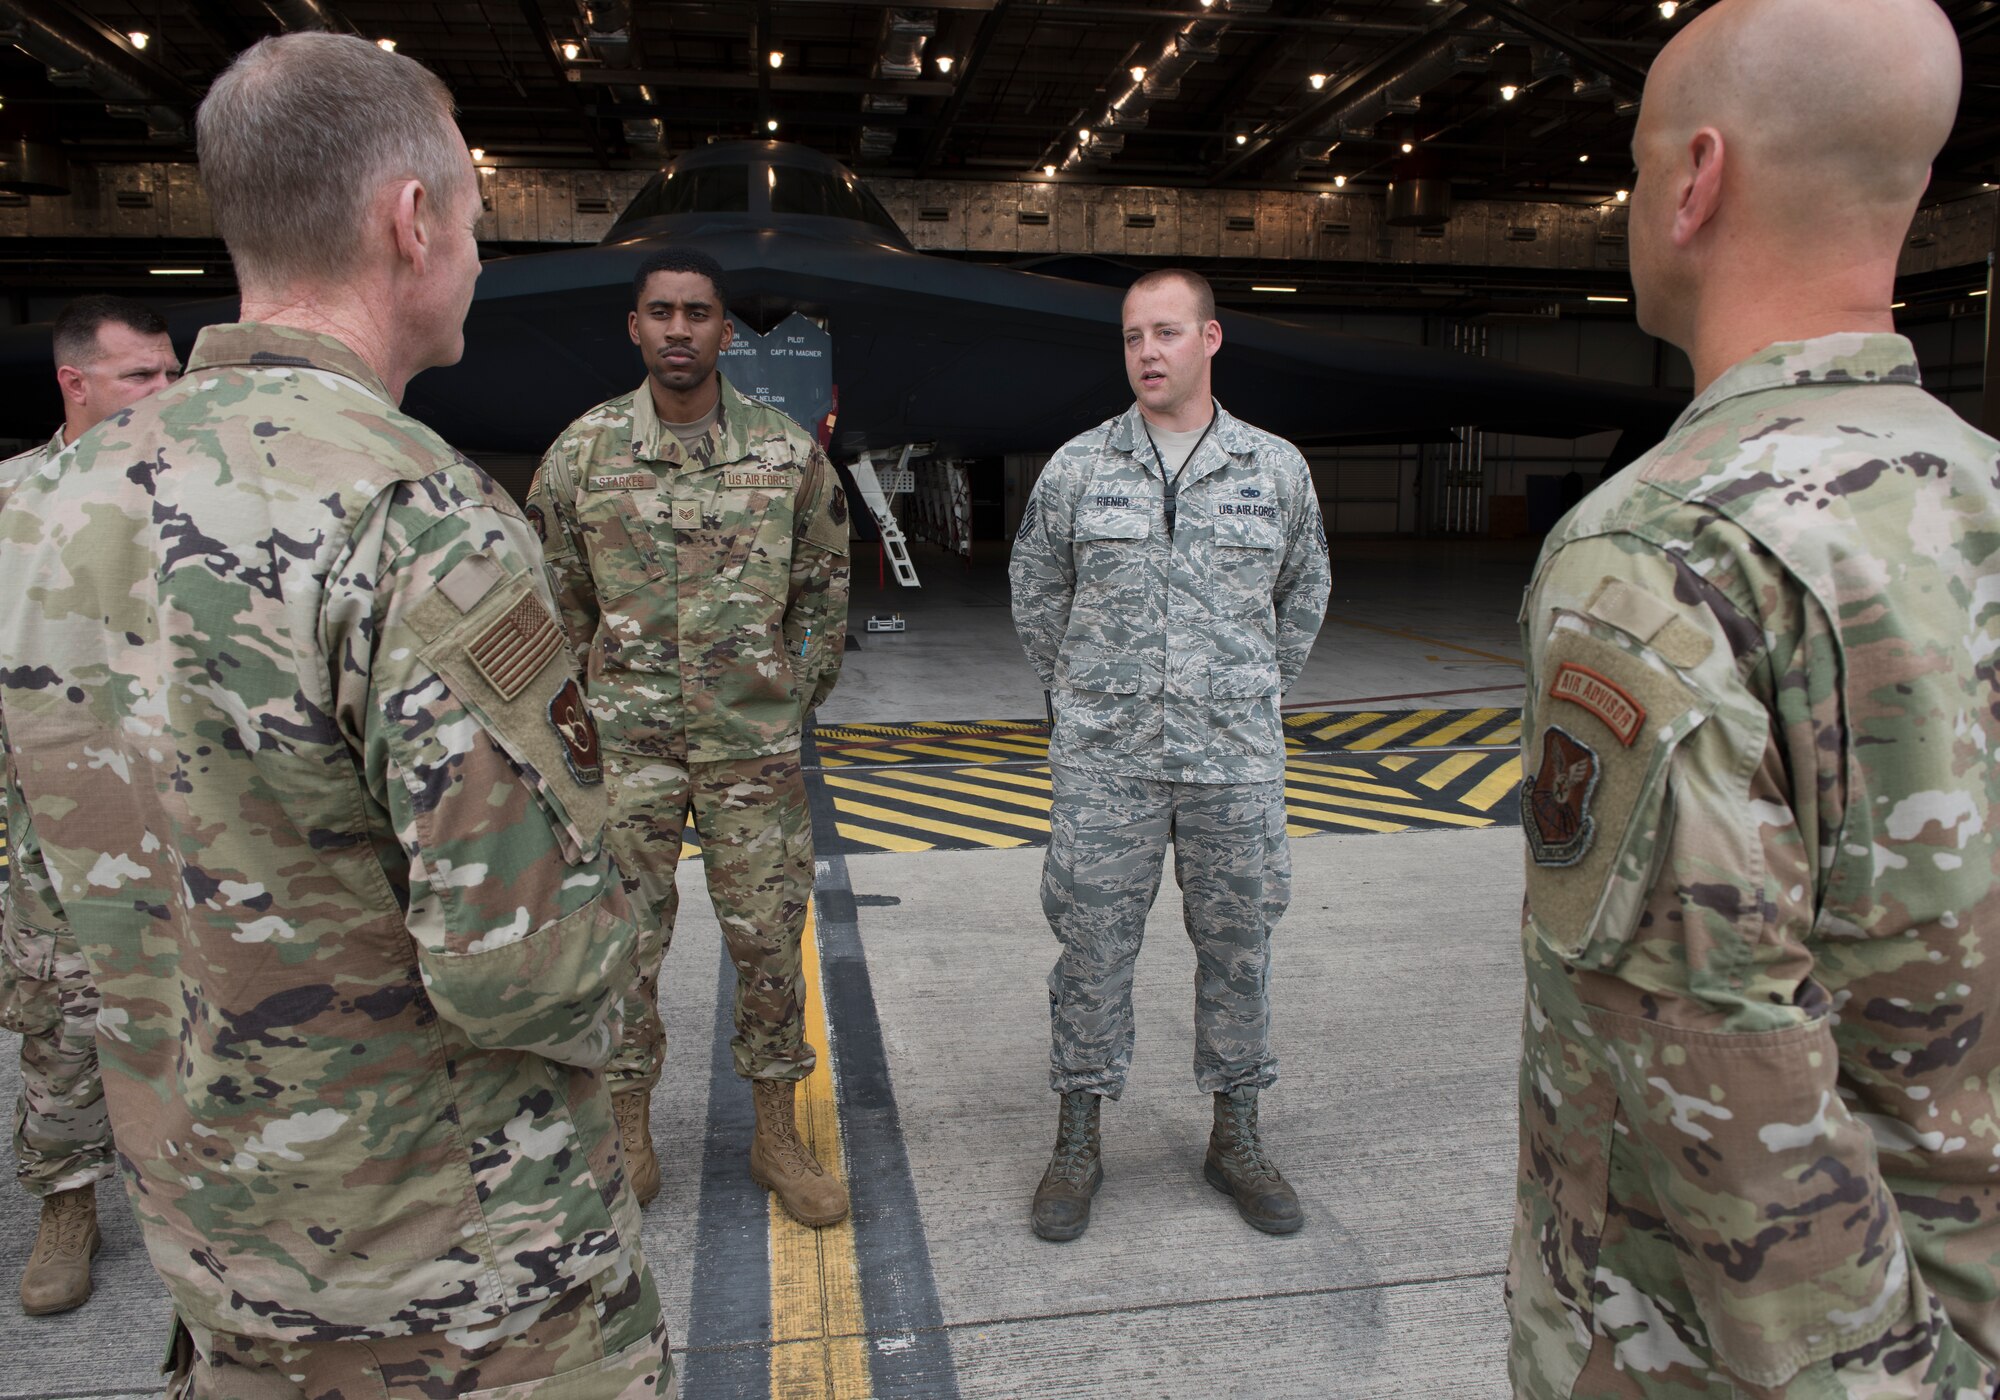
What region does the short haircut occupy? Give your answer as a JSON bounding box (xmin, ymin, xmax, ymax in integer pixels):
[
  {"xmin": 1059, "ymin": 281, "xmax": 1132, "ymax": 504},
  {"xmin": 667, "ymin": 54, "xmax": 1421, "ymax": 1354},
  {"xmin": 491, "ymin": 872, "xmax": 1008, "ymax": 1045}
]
[
  {"xmin": 1125, "ymin": 268, "xmax": 1216, "ymax": 324},
  {"xmin": 196, "ymin": 33, "xmax": 468, "ymax": 290},
  {"xmin": 633, "ymin": 248, "xmax": 729, "ymax": 308},
  {"xmin": 52, "ymin": 295, "xmax": 170, "ymax": 370}
]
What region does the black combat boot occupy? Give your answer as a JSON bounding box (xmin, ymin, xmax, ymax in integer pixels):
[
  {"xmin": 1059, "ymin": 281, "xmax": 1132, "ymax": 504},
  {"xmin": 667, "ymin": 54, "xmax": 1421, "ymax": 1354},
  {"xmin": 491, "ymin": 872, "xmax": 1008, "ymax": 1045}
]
[
  {"xmin": 1204, "ymin": 1087, "xmax": 1303, "ymax": 1235},
  {"xmin": 1030, "ymin": 1090, "xmax": 1103, "ymax": 1242}
]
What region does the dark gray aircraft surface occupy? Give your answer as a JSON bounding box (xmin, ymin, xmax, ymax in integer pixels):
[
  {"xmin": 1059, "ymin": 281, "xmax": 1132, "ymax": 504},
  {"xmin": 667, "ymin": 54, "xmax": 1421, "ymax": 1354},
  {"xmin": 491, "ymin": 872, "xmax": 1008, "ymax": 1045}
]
[{"xmin": 0, "ymin": 142, "xmax": 1681, "ymax": 473}]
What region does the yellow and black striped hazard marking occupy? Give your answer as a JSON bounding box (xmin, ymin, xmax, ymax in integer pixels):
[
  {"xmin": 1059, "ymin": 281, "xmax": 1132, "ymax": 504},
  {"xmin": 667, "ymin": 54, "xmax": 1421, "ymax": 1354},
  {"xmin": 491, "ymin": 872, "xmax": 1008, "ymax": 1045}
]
[
  {"xmin": 818, "ymin": 748, "xmax": 1520, "ymax": 855},
  {"xmin": 814, "ymin": 707, "xmax": 1522, "ymax": 769}
]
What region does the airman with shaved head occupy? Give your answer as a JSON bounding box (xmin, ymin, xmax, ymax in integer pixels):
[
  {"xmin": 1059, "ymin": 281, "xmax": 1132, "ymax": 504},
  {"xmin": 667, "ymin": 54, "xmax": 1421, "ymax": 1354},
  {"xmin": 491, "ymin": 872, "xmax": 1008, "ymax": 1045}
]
[{"xmin": 1509, "ymin": 2, "xmax": 2000, "ymax": 1396}]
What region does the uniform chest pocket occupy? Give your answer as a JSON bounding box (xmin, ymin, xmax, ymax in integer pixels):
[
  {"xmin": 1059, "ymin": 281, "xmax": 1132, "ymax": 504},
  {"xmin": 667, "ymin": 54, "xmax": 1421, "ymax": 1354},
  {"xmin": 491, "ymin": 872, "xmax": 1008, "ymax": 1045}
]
[
  {"xmin": 1075, "ymin": 506, "xmax": 1154, "ymax": 544},
  {"xmin": 1207, "ymin": 511, "xmax": 1282, "ymax": 615},
  {"xmin": 577, "ymin": 490, "xmax": 664, "ymax": 604}
]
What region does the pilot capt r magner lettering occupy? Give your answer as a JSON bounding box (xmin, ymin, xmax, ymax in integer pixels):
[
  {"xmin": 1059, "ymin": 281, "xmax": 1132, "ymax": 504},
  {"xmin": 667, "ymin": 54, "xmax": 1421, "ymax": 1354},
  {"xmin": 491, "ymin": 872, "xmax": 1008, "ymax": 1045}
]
[{"xmin": 1010, "ymin": 267, "xmax": 1330, "ymax": 1243}]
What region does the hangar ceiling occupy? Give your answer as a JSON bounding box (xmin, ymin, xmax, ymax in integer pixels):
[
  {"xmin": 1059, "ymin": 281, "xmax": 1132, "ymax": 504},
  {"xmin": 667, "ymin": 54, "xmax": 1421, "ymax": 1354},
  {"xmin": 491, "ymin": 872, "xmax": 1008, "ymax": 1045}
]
[
  {"xmin": 1, "ymin": 1, "xmax": 1998, "ymax": 314},
  {"xmin": 7, "ymin": 0, "xmax": 2000, "ymax": 194}
]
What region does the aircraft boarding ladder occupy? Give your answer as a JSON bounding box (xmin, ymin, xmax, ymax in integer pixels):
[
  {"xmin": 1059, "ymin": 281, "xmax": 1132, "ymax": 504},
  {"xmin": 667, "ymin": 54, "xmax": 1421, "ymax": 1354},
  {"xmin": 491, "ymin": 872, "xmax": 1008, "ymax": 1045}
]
[{"xmin": 851, "ymin": 446, "xmax": 921, "ymax": 587}]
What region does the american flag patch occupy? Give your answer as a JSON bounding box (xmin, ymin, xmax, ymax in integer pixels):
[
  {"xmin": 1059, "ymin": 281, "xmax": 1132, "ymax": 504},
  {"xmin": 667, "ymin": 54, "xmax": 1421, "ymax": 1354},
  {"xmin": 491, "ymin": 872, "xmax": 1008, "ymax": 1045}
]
[{"xmin": 469, "ymin": 594, "xmax": 562, "ymax": 701}]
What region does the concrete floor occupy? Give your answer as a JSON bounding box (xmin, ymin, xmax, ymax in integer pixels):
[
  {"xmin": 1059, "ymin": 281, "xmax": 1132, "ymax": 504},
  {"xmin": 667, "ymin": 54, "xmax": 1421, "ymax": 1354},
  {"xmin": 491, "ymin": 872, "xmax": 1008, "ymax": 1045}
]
[{"xmin": 0, "ymin": 536, "xmax": 1536, "ymax": 1399}]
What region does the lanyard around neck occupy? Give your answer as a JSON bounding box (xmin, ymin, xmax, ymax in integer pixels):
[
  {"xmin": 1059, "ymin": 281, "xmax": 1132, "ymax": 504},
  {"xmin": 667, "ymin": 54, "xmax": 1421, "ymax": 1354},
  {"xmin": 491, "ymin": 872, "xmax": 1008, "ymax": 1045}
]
[{"xmin": 1141, "ymin": 402, "xmax": 1217, "ymax": 537}]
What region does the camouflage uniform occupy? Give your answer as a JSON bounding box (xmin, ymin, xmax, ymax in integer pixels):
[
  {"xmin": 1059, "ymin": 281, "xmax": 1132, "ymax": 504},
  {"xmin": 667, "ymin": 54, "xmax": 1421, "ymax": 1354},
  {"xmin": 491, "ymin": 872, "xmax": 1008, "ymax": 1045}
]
[
  {"xmin": 1509, "ymin": 334, "xmax": 2000, "ymax": 1397},
  {"xmin": 1011, "ymin": 402, "xmax": 1330, "ymax": 1096},
  {"xmin": 0, "ymin": 324, "xmax": 664, "ymax": 1389},
  {"xmin": 0, "ymin": 427, "xmax": 114, "ymax": 1205},
  {"xmin": 526, "ymin": 373, "xmax": 849, "ymax": 1087}
]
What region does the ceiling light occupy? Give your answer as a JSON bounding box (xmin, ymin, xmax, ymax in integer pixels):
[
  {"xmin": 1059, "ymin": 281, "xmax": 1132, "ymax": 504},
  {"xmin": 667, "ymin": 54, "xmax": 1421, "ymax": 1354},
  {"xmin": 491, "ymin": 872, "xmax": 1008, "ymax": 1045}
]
[
  {"xmin": 1892, "ymin": 301, "xmax": 1907, "ymax": 309},
  {"xmin": 469, "ymin": 147, "xmax": 485, "ymax": 161},
  {"xmin": 937, "ymin": 55, "xmax": 954, "ymax": 73},
  {"xmin": 1401, "ymin": 141, "xmax": 1414, "ymax": 154},
  {"xmin": 767, "ymin": 118, "xmax": 779, "ymax": 132},
  {"xmin": 1130, "ymin": 65, "xmax": 1147, "ymax": 83},
  {"xmin": 150, "ymin": 268, "xmax": 202, "ymax": 276},
  {"xmin": 1578, "ymin": 153, "xmax": 1590, "ymax": 163},
  {"xmin": 127, "ymin": 31, "xmax": 149, "ymax": 50},
  {"xmin": 561, "ymin": 40, "xmax": 581, "ymax": 60},
  {"xmin": 1500, "ymin": 84, "xmax": 1518, "ymax": 101},
  {"xmin": 1587, "ymin": 295, "xmax": 1629, "ymax": 303},
  {"xmin": 376, "ymin": 38, "xmax": 396, "ymax": 52},
  {"xmin": 1309, "ymin": 73, "xmax": 1326, "ymax": 91},
  {"xmin": 1615, "ymin": 188, "xmax": 1629, "ymax": 202},
  {"xmin": 1659, "ymin": 1, "xmax": 1679, "ymax": 16},
  {"xmin": 1043, "ymin": 164, "xmax": 1056, "ymax": 177},
  {"xmin": 1079, "ymin": 127, "xmax": 1090, "ymax": 141},
  {"xmin": 1236, "ymin": 133, "xmax": 1248, "ymax": 146},
  {"xmin": 768, "ymin": 50, "xmax": 784, "ymax": 68},
  {"xmin": 1251, "ymin": 285, "xmax": 1297, "ymax": 293},
  {"xmin": 1974, "ymin": 289, "xmax": 1990, "ymax": 297},
  {"xmin": 1333, "ymin": 175, "xmax": 1346, "ymax": 187},
  {"xmin": 1199, "ymin": 0, "xmax": 1215, "ymax": 7}
]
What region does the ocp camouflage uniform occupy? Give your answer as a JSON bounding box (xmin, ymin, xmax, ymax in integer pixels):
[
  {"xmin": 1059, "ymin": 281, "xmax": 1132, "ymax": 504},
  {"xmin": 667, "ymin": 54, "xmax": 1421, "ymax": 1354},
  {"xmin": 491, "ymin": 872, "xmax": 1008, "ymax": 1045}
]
[
  {"xmin": 0, "ymin": 324, "xmax": 667, "ymax": 1392},
  {"xmin": 1011, "ymin": 402, "xmax": 1330, "ymax": 1096},
  {"xmin": 526, "ymin": 373, "xmax": 849, "ymax": 1087},
  {"xmin": 1509, "ymin": 333, "xmax": 2000, "ymax": 1398},
  {"xmin": 0, "ymin": 428, "xmax": 113, "ymax": 1206}
]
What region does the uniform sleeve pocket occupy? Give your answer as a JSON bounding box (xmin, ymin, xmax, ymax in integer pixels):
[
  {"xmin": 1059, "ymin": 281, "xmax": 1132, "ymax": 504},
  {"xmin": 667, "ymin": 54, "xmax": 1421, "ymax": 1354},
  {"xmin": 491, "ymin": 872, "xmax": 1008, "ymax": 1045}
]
[
  {"xmin": 1523, "ymin": 617, "xmax": 1714, "ymax": 966},
  {"xmin": 1210, "ymin": 661, "xmax": 1280, "ymax": 698},
  {"xmin": 416, "ymin": 578, "xmax": 608, "ymax": 865}
]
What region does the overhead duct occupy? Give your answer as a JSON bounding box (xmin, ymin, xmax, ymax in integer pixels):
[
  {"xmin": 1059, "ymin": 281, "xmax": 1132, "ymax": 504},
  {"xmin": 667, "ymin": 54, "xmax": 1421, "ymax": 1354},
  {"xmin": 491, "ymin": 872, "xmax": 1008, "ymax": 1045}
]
[
  {"xmin": 0, "ymin": 0, "xmax": 192, "ymax": 141},
  {"xmin": 1058, "ymin": 0, "xmax": 1263, "ymax": 173},
  {"xmin": 0, "ymin": 137, "xmax": 67, "ymax": 196},
  {"xmin": 1298, "ymin": 13, "xmax": 1504, "ymax": 173},
  {"xmin": 256, "ymin": 0, "xmax": 357, "ymax": 33},
  {"xmin": 858, "ymin": 9, "xmax": 934, "ymax": 161},
  {"xmin": 572, "ymin": 0, "xmax": 660, "ymax": 153}
]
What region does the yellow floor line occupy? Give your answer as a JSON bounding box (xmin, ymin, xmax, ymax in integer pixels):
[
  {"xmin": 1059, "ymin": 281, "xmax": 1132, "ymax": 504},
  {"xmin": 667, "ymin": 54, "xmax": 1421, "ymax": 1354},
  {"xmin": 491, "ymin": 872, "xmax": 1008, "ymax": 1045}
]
[
  {"xmin": 821, "ymin": 793, "xmax": 1029, "ymax": 848},
  {"xmin": 1282, "ymin": 796, "xmax": 1407, "ymax": 833},
  {"xmin": 944, "ymin": 736, "xmax": 1051, "ymax": 759},
  {"xmin": 1309, "ymin": 710, "xmax": 1383, "ymax": 742},
  {"xmin": 825, "ymin": 776, "xmax": 1052, "ymax": 833},
  {"xmin": 1346, "ymin": 709, "xmax": 1447, "ymax": 751},
  {"xmin": 1283, "ymin": 785, "xmax": 1493, "ymax": 828},
  {"xmin": 972, "ymin": 768, "xmax": 1056, "ymax": 793},
  {"xmin": 1419, "ymin": 752, "xmax": 1485, "ymax": 791},
  {"xmin": 832, "ymin": 821, "xmax": 934, "ymax": 853},
  {"xmin": 1282, "ymin": 767, "xmax": 1424, "ymax": 801},
  {"xmin": 887, "ymin": 771, "xmax": 1054, "ymax": 812},
  {"xmin": 1378, "ymin": 755, "xmax": 1414, "ymax": 771},
  {"xmin": 1411, "ymin": 708, "xmax": 1508, "ymax": 747},
  {"xmin": 1478, "ymin": 719, "xmax": 1523, "ymax": 746},
  {"xmin": 1461, "ymin": 762, "xmax": 1524, "ymax": 813},
  {"xmin": 767, "ymin": 906, "xmax": 871, "ymax": 1399}
]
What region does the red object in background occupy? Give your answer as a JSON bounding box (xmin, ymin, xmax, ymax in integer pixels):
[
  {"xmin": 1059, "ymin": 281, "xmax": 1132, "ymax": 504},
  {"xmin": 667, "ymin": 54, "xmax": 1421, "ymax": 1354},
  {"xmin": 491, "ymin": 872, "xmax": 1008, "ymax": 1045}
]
[{"xmin": 817, "ymin": 384, "xmax": 838, "ymax": 450}]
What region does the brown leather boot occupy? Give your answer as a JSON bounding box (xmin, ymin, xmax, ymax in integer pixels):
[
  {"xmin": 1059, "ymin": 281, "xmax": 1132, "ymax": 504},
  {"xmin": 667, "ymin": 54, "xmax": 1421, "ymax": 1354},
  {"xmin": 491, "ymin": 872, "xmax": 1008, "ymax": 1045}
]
[
  {"xmin": 749, "ymin": 1079, "xmax": 849, "ymax": 1227},
  {"xmin": 1030, "ymin": 1090, "xmax": 1102, "ymax": 1242},
  {"xmin": 613, "ymin": 1089, "xmax": 660, "ymax": 1208},
  {"xmin": 1204, "ymin": 1087, "xmax": 1303, "ymax": 1235},
  {"xmin": 20, "ymin": 1185, "xmax": 99, "ymax": 1315}
]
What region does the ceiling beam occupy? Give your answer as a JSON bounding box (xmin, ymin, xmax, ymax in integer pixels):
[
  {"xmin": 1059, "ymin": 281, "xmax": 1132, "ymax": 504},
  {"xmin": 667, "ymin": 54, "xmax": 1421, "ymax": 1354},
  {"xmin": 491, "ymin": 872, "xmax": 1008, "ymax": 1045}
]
[
  {"xmin": 917, "ymin": 0, "xmax": 1013, "ymax": 174},
  {"xmin": 514, "ymin": 0, "xmax": 609, "ymax": 165},
  {"xmin": 1448, "ymin": 0, "xmax": 1649, "ymax": 96},
  {"xmin": 580, "ymin": 67, "xmax": 957, "ymax": 96}
]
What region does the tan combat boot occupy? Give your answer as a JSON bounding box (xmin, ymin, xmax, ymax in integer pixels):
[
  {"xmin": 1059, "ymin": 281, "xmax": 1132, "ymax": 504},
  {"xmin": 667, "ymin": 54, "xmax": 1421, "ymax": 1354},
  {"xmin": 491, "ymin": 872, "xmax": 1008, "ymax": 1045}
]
[
  {"xmin": 1204, "ymin": 1087, "xmax": 1303, "ymax": 1235},
  {"xmin": 1030, "ymin": 1090, "xmax": 1102, "ymax": 1242},
  {"xmin": 20, "ymin": 1185, "xmax": 100, "ymax": 1315},
  {"xmin": 749, "ymin": 1079, "xmax": 849, "ymax": 1227},
  {"xmin": 613, "ymin": 1089, "xmax": 661, "ymax": 1208}
]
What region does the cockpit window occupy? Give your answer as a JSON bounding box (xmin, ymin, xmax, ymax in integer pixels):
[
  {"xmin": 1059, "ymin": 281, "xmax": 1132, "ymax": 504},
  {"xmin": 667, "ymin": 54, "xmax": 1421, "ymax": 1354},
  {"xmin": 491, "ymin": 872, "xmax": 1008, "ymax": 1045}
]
[
  {"xmin": 617, "ymin": 164, "xmax": 751, "ymax": 224},
  {"xmin": 768, "ymin": 165, "xmax": 904, "ymax": 236}
]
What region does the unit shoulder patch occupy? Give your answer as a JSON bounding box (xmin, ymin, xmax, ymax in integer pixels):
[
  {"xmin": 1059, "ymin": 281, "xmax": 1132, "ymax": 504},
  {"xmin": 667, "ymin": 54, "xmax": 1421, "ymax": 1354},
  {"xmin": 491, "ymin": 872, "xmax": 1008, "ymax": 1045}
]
[
  {"xmin": 548, "ymin": 678, "xmax": 603, "ymax": 785},
  {"xmin": 1551, "ymin": 663, "xmax": 1646, "ymax": 747},
  {"xmin": 469, "ymin": 594, "xmax": 563, "ymax": 702},
  {"xmin": 1523, "ymin": 725, "xmax": 1599, "ymax": 867}
]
